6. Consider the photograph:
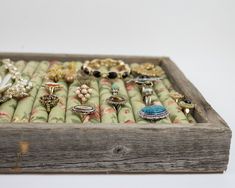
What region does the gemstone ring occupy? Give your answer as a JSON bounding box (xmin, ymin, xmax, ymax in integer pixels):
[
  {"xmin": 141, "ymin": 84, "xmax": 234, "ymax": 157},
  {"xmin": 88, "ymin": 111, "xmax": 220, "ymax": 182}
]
[{"xmin": 139, "ymin": 105, "xmax": 169, "ymax": 120}]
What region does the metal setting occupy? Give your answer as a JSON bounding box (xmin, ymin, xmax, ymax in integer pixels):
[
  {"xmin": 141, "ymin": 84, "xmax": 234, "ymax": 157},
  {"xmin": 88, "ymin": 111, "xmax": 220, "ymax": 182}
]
[
  {"xmin": 106, "ymin": 84, "xmax": 126, "ymax": 112},
  {"xmin": 40, "ymin": 94, "xmax": 59, "ymax": 113},
  {"xmin": 72, "ymin": 105, "xmax": 96, "ymax": 122},
  {"xmin": 139, "ymin": 105, "xmax": 169, "ymax": 120}
]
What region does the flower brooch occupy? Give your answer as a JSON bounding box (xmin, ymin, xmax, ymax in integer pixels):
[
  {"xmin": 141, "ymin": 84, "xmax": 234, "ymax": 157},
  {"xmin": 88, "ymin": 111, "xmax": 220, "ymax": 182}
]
[
  {"xmin": 0, "ymin": 59, "xmax": 33, "ymax": 104},
  {"xmin": 47, "ymin": 63, "xmax": 77, "ymax": 83}
]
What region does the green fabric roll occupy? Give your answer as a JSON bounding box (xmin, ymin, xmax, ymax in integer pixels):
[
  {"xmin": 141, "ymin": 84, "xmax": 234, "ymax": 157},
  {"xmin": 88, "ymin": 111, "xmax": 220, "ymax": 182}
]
[
  {"xmin": 47, "ymin": 79, "xmax": 68, "ymax": 123},
  {"xmin": 125, "ymin": 81, "xmax": 148, "ymax": 123},
  {"xmin": 65, "ymin": 79, "xmax": 82, "ymax": 123},
  {"xmin": 47, "ymin": 61, "xmax": 69, "ymax": 123},
  {"xmin": 30, "ymin": 78, "xmax": 49, "ymax": 123},
  {"xmin": 13, "ymin": 61, "xmax": 49, "ymax": 122},
  {"xmin": 156, "ymin": 65, "xmax": 196, "ymax": 123},
  {"xmin": 151, "ymin": 90, "xmax": 172, "ymax": 124},
  {"xmin": 154, "ymin": 80, "xmax": 189, "ymax": 123},
  {"xmin": 99, "ymin": 76, "xmax": 118, "ymax": 123},
  {"xmin": 112, "ymin": 79, "xmax": 135, "ymax": 123},
  {"xmin": 65, "ymin": 62, "xmax": 83, "ymax": 123},
  {"xmin": 85, "ymin": 79, "xmax": 101, "ymax": 123},
  {"xmin": 0, "ymin": 60, "xmax": 30, "ymax": 122}
]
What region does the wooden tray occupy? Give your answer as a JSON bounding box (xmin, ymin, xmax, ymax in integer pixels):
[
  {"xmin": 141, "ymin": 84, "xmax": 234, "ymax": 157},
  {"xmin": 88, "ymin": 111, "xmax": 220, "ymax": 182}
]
[{"xmin": 0, "ymin": 52, "xmax": 232, "ymax": 174}]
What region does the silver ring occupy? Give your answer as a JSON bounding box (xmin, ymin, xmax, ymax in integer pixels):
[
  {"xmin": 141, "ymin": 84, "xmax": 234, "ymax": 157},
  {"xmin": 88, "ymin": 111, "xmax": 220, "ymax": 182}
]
[{"xmin": 72, "ymin": 105, "xmax": 96, "ymax": 115}]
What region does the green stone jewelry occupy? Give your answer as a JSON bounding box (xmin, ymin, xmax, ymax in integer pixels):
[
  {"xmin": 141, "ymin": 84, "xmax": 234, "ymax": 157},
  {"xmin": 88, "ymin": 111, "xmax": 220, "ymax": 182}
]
[{"xmin": 106, "ymin": 84, "xmax": 126, "ymax": 112}]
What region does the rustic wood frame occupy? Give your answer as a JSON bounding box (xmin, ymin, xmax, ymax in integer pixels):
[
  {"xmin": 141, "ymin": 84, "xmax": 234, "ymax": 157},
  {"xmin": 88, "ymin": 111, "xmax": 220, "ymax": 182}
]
[{"xmin": 0, "ymin": 52, "xmax": 232, "ymax": 174}]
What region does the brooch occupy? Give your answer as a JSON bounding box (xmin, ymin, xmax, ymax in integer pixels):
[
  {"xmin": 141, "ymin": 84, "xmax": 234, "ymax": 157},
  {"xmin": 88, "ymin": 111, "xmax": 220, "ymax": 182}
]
[
  {"xmin": 0, "ymin": 59, "xmax": 33, "ymax": 104},
  {"xmin": 131, "ymin": 63, "xmax": 165, "ymax": 77},
  {"xmin": 75, "ymin": 84, "xmax": 93, "ymax": 103},
  {"xmin": 40, "ymin": 82, "xmax": 62, "ymax": 112}
]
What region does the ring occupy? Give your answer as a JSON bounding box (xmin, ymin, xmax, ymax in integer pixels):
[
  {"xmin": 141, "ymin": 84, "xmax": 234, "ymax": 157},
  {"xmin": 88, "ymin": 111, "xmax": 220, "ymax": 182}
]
[
  {"xmin": 43, "ymin": 82, "xmax": 62, "ymax": 95},
  {"xmin": 178, "ymin": 98, "xmax": 195, "ymax": 115},
  {"xmin": 127, "ymin": 76, "xmax": 162, "ymax": 86},
  {"xmin": 72, "ymin": 105, "xmax": 96, "ymax": 122},
  {"xmin": 40, "ymin": 94, "xmax": 59, "ymax": 112},
  {"xmin": 141, "ymin": 81, "xmax": 154, "ymax": 106},
  {"xmin": 72, "ymin": 105, "xmax": 96, "ymax": 115},
  {"xmin": 170, "ymin": 91, "xmax": 184, "ymax": 103},
  {"xmin": 106, "ymin": 84, "xmax": 126, "ymax": 112},
  {"xmin": 139, "ymin": 105, "xmax": 169, "ymax": 120}
]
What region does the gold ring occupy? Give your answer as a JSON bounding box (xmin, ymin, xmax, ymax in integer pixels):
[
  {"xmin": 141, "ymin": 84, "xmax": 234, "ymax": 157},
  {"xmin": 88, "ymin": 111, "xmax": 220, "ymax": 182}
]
[
  {"xmin": 106, "ymin": 84, "xmax": 126, "ymax": 111},
  {"xmin": 40, "ymin": 94, "xmax": 59, "ymax": 113}
]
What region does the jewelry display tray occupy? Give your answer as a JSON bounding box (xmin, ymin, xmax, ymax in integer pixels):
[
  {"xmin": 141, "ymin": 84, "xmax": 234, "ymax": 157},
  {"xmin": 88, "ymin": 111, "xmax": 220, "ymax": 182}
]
[{"xmin": 0, "ymin": 52, "xmax": 232, "ymax": 174}]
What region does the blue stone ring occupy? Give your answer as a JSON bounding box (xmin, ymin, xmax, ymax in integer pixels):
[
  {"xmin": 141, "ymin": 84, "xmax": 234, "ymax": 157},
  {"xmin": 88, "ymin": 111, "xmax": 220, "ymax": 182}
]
[{"xmin": 139, "ymin": 105, "xmax": 169, "ymax": 120}]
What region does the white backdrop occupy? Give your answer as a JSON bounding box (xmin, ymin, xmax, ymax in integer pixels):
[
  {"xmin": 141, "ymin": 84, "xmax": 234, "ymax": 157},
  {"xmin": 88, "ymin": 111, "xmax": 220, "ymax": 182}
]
[{"xmin": 0, "ymin": 0, "xmax": 234, "ymax": 188}]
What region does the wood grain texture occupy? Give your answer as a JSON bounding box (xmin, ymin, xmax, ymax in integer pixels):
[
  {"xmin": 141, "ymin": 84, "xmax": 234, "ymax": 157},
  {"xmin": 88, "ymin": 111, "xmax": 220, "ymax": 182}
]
[
  {"xmin": 0, "ymin": 52, "xmax": 232, "ymax": 174},
  {"xmin": 0, "ymin": 123, "xmax": 231, "ymax": 173}
]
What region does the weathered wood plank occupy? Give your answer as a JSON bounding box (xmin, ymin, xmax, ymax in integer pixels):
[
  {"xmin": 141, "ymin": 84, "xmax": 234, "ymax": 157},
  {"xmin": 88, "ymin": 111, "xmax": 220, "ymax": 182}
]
[{"xmin": 0, "ymin": 123, "xmax": 231, "ymax": 173}]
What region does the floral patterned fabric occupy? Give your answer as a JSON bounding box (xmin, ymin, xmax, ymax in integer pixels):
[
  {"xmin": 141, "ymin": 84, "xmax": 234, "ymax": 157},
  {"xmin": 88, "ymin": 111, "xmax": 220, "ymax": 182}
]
[
  {"xmin": 12, "ymin": 61, "xmax": 48, "ymax": 122},
  {"xmin": 156, "ymin": 65, "xmax": 196, "ymax": 123},
  {"xmin": 0, "ymin": 60, "xmax": 197, "ymax": 124},
  {"xmin": 114, "ymin": 79, "xmax": 135, "ymax": 123},
  {"xmin": 48, "ymin": 62, "xmax": 68, "ymax": 123}
]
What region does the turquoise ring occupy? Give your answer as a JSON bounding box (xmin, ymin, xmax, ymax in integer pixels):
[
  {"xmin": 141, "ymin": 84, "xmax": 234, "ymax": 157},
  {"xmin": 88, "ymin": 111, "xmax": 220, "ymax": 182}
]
[{"xmin": 139, "ymin": 105, "xmax": 168, "ymax": 120}]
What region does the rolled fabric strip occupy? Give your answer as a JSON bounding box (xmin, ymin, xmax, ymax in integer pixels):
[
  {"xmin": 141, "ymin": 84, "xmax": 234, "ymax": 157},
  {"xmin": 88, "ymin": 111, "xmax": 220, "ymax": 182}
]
[
  {"xmin": 155, "ymin": 65, "xmax": 196, "ymax": 123},
  {"xmin": 112, "ymin": 79, "xmax": 135, "ymax": 123},
  {"xmin": 150, "ymin": 90, "xmax": 172, "ymax": 123},
  {"xmin": 30, "ymin": 78, "xmax": 49, "ymax": 123},
  {"xmin": 99, "ymin": 77, "xmax": 118, "ymax": 123},
  {"xmin": 154, "ymin": 80, "xmax": 189, "ymax": 123},
  {"xmin": 66, "ymin": 80, "xmax": 82, "ymax": 123},
  {"xmin": 29, "ymin": 61, "xmax": 63, "ymax": 122},
  {"xmin": 85, "ymin": 79, "xmax": 101, "ymax": 123},
  {"xmin": 48, "ymin": 62, "xmax": 68, "ymax": 123},
  {"xmin": 65, "ymin": 62, "xmax": 83, "ymax": 123},
  {"xmin": 13, "ymin": 61, "xmax": 49, "ymax": 122},
  {"xmin": 125, "ymin": 80, "xmax": 148, "ymax": 123},
  {"xmin": 98, "ymin": 65, "xmax": 118, "ymax": 123}
]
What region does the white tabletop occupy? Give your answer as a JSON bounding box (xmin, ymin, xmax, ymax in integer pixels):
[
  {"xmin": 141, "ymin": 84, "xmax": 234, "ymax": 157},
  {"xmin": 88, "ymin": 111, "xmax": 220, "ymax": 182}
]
[{"xmin": 0, "ymin": 0, "xmax": 234, "ymax": 188}]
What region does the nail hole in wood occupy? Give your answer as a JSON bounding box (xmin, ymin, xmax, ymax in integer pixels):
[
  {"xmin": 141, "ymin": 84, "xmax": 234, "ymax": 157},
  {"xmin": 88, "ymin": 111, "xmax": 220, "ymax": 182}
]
[{"xmin": 113, "ymin": 145, "xmax": 127, "ymax": 155}]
